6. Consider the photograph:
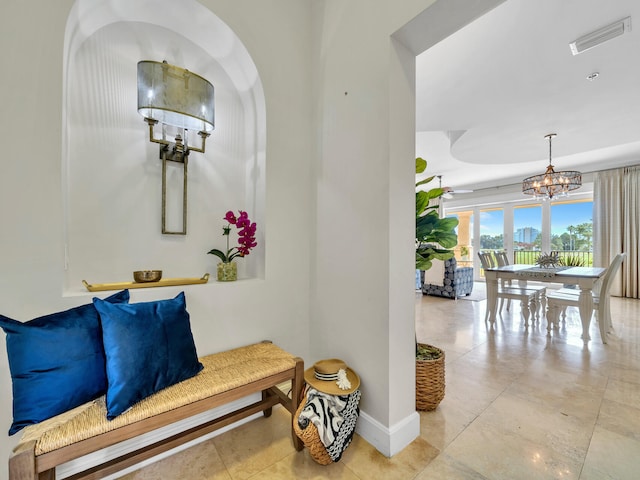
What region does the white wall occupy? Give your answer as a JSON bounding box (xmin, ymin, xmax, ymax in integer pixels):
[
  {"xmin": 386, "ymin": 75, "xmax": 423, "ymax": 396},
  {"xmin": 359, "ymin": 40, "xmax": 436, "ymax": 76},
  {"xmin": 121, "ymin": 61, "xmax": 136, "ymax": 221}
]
[
  {"xmin": 1, "ymin": 6, "xmax": 74, "ymax": 469},
  {"xmin": 308, "ymin": 0, "xmax": 435, "ymax": 454}
]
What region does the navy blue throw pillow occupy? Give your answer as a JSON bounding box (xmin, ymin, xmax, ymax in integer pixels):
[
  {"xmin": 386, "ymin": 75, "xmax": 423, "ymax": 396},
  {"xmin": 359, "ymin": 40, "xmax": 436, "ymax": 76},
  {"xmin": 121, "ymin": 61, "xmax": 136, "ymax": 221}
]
[
  {"xmin": 0, "ymin": 289, "xmax": 130, "ymax": 435},
  {"xmin": 93, "ymin": 292, "xmax": 203, "ymax": 420}
]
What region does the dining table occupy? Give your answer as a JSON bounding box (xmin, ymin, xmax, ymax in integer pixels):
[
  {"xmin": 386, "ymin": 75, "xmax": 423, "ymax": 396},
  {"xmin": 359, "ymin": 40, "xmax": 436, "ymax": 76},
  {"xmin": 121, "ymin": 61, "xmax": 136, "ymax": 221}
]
[{"xmin": 484, "ymin": 264, "xmax": 606, "ymax": 343}]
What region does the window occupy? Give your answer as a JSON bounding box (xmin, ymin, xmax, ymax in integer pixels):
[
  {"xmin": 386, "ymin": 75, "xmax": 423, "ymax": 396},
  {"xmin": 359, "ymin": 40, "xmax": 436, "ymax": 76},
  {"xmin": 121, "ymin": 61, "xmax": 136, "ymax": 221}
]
[
  {"xmin": 444, "ymin": 190, "xmax": 593, "ymax": 277},
  {"xmin": 551, "ymin": 200, "xmax": 593, "ymax": 266},
  {"xmin": 513, "ymin": 205, "xmax": 541, "ymax": 264},
  {"xmin": 480, "ymin": 208, "xmax": 503, "ymax": 251}
]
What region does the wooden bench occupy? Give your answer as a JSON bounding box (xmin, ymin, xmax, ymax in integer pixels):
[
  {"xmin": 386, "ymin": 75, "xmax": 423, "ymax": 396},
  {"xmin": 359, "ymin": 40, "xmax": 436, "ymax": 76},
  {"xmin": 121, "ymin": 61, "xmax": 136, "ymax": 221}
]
[{"xmin": 9, "ymin": 341, "xmax": 304, "ymax": 480}]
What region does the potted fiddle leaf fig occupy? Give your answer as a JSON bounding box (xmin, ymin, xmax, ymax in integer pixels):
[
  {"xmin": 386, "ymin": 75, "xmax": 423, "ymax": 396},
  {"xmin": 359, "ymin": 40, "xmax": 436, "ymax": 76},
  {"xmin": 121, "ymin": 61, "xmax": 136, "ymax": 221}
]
[
  {"xmin": 414, "ymin": 157, "xmax": 459, "ymax": 411},
  {"xmin": 415, "ymin": 157, "xmax": 459, "ymax": 271}
]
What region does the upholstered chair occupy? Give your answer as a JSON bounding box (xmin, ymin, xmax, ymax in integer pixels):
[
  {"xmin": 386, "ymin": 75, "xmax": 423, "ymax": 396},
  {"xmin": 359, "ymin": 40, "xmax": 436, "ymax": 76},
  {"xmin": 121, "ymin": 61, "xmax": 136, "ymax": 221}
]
[{"xmin": 421, "ymin": 258, "xmax": 474, "ymax": 299}]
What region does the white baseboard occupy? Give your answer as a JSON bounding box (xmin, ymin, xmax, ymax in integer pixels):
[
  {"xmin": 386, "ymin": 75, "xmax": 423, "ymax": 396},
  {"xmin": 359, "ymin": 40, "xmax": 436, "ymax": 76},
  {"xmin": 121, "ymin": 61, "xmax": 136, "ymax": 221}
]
[{"xmin": 355, "ymin": 410, "xmax": 420, "ymax": 457}]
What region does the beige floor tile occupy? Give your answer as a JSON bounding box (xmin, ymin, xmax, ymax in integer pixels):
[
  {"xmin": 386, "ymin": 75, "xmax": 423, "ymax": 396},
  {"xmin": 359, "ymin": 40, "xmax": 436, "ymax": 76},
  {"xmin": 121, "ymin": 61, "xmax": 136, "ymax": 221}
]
[
  {"xmin": 212, "ymin": 407, "xmax": 298, "ymax": 480},
  {"xmin": 418, "ymin": 399, "xmax": 478, "ymax": 450},
  {"xmin": 582, "ymin": 425, "xmax": 640, "ymax": 479},
  {"xmin": 607, "ymin": 361, "xmax": 640, "ymax": 386},
  {"xmin": 442, "ymin": 371, "xmax": 505, "ymax": 416},
  {"xmin": 597, "ymin": 339, "xmax": 640, "ymax": 364},
  {"xmin": 526, "ymin": 343, "xmax": 612, "ymax": 384},
  {"xmin": 603, "ymin": 378, "xmax": 640, "ymax": 410},
  {"xmin": 118, "ymin": 440, "xmax": 231, "ymax": 480},
  {"xmin": 477, "ymin": 391, "xmax": 595, "ymax": 463},
  {"xmin": 507, "ymin": 368, "xmax": 605, "ymax": 423},
  {"xmin": 577, "ymin": 464, "xmax": 617, "ymax": 480},
  {"xmin": 248, "ymin": 450, "xmax": 360, "ymax": 479},
  {"xmin": 596, "ymin": 398, "xmax": 640, "ymax": 442},
  {"xmin": 414, "ymin": 453, "xmax": 490, "ymax": 480},
  {"xmin": 446, "ymin": 356, "xmax": 523, "ymax": 391},
  {"xmin": 340, "ymin": 434, "xmax": 439, "ymax": 480},
  {"xmin": 444, "ymin": 417, "xmax": 582, "ymax": 479}
]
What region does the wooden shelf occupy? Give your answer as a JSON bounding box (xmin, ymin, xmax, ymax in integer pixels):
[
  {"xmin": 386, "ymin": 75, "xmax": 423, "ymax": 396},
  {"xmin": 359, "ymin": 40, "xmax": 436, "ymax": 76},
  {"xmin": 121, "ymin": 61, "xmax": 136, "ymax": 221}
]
[{"xmin": 82, "ymin": 274, "xmax": 210, "ymax": 292}]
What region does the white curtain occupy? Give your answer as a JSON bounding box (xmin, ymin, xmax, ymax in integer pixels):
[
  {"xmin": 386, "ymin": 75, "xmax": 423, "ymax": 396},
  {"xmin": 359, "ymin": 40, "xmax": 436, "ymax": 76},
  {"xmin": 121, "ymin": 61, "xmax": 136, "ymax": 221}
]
[{"xmin": 593, "ymin": 165, "xmax": 640, "ymax": 298}]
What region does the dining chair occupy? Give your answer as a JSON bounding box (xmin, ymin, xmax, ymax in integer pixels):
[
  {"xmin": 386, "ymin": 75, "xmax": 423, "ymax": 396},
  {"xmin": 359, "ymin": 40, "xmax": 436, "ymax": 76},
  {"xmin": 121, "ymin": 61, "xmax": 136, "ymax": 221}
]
[
  {"xmin": 478, "ymin": 251, "xmax": 496, "ymax": 270},
  {"xmin": 493, "ymin": 251, "xmax": 513, "ymax": 311},
  {"xmin": 494, "ymin": 251, "xmax": 510, "ymax": 267},
  {"xmin": 478, "ymin": 251, "xmax": 546, "ymax": 325},
  {"xmin": 494, "ymin": 250, "xmax": 547, "ymax": 315},
  {"xmin": 546, "ymin": 252, "xmax": 626, "ymax": 343}
]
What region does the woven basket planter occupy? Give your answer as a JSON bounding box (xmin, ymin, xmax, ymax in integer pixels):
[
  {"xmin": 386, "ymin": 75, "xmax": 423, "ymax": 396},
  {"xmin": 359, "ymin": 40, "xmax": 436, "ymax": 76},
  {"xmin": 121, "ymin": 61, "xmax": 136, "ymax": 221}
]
[
  {"xmin": 415, "ymin": 343, "xmax": 445, "ymax": 411},
  {"xmin": 293, "ymin": 394, "xmax": 333, "ymax": 465}
]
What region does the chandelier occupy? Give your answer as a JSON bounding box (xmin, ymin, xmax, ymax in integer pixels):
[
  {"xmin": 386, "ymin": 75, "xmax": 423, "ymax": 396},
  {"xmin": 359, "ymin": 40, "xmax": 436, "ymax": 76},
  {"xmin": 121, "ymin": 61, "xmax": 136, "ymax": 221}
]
[{"xmin": 522, "ymin": 134, "xmax": 581, "ymax": 200}]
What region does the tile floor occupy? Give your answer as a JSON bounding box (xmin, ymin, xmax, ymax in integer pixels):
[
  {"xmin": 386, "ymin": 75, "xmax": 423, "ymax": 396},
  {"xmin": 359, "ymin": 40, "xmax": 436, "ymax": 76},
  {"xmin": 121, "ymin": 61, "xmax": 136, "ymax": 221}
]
[{"xmin": 120, "ymin": 284, "xmax": 640, "ymax": 479}]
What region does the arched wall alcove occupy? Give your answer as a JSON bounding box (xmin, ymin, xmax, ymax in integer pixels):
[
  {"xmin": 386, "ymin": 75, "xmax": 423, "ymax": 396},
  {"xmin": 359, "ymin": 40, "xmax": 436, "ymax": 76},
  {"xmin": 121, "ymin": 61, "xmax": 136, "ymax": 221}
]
[{"xmin": 62, "ymin": 0, "xmax": 266, "ymax": 293}]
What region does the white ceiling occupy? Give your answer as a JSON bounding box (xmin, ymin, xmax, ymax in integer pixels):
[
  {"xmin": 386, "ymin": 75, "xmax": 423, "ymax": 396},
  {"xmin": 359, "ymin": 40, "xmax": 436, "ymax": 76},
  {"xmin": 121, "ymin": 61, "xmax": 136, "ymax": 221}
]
[{"xmin": 415, "ymin": 0, "xmax": 640, "ymax": 193}]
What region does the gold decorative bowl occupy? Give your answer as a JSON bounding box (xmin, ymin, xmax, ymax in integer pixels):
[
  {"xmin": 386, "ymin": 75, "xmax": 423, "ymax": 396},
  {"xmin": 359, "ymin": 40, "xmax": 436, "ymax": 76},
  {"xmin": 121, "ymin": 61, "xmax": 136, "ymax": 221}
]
[{"xmin": 133, "ymin": 270, "xmax": 162, "ymax": 283}]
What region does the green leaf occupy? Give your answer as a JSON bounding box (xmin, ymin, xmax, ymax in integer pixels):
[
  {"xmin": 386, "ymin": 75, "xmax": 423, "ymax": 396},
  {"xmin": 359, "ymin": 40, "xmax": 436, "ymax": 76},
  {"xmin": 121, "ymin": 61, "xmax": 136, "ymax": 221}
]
[
  {"xmin": 416, "ymin": 247, "xmax": 454, "ymax": 270},
  {"xmin": 207, "ymin": 249, "xmax": 228, "ymax": 263},
  {"xmin": 227, "ymin": 249, "xmax": 243, "ymax": 262},
  {"xmin": 416, "ymin": 157, "xmax": 427, "ymax": 174},
  {"xmin": 415, "ymin": 175, "xmax": 435, "ymax": 188},
  {"xmin": 416, "ymin": 191, "xmax": 430, "ymax": 216},
  {"xmin": 434, "ymin": 231, "xmax": 458, "ymax": 248},
  {"xmin": 425, "ymin": 187, "xmax": 445, "ymax": 200},
  {"xmin": 438, "ymin": 216, "xmax": 459, "ymax": 229},
  {"xmin": 415, "ymin": 257, "xmax": 432, "ymax": 271}
]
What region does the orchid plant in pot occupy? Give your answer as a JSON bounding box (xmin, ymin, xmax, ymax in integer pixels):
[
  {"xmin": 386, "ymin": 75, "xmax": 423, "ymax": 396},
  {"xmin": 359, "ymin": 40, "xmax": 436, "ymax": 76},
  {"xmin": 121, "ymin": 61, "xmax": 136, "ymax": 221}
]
[{"xmin": 207, "ymin": 211, "xmax": 257, "ymax": 281}]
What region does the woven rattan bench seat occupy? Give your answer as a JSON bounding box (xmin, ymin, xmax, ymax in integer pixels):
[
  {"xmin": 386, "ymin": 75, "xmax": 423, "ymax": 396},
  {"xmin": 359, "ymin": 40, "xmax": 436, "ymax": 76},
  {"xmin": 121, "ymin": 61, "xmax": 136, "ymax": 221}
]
[{"xmin": 10, "ymin": 341, "xmax": 304, "ymax": 480}]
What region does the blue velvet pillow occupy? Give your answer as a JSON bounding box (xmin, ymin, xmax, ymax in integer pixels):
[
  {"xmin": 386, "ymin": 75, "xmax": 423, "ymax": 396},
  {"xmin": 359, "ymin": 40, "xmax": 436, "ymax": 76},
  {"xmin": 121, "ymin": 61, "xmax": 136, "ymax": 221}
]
[
  {"xmin": 0, "ymin": 289, "xmax": 130, "ymax": 435},
  {"xmin": 93, "ymin": 292, "xmax": 203, "ymax": 420}
]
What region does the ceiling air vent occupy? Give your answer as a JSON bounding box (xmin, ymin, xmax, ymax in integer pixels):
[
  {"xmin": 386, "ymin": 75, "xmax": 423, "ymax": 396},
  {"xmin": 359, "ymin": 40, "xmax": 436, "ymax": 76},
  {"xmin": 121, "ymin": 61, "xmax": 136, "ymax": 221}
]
[{"xmin": 570, "ymin": 16, "xmax": 632, "ymax": 55}]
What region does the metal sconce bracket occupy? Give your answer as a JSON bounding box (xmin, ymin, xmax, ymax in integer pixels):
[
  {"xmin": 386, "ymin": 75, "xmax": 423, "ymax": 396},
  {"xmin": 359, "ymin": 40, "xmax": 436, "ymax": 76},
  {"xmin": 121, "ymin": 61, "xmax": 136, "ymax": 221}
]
[
  {"xmin": 144, "ymin": 118, "xmax": 210, "ymax": 157},
  {"xmin": 144, "ymin": 118, "xmax": 211, "ymax": 235},
  {"xmin": 161, "ymin": 146, "xmax": 188, "ymax": 235}
]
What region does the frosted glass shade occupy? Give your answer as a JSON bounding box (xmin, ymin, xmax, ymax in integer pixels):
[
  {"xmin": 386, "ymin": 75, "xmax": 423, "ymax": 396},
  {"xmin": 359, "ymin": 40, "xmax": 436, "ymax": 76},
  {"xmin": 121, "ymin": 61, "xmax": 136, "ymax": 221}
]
[{"xmin": 137, "ymin": 60, "xmax": 214, "ymax": 132}]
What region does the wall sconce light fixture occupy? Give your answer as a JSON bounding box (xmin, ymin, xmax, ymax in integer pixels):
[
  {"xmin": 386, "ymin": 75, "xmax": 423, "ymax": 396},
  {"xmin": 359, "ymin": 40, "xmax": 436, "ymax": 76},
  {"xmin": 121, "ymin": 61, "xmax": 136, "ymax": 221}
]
[{"xmin": 137, "ymin": 60, "xmax": 215, "ymax": 234}]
